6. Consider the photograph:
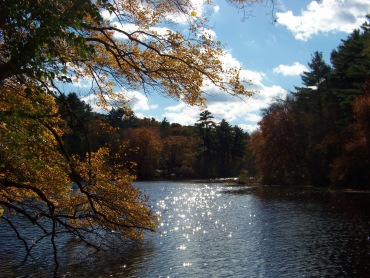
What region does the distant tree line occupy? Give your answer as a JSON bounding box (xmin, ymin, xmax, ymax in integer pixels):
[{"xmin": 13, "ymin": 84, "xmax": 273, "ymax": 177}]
[
  {"xmin": 56, "ymin": 94, "xmax": 254, "ymax": 180},
  {"xmin": 248, "ymin": 19, "xmax": 370, "ymax": 189}
]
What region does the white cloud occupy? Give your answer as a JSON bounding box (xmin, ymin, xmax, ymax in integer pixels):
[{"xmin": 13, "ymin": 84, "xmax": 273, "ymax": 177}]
[
  {"xmin": 163, "ymin": 103, "xmax": 201, "ymax": 125},
  {"xmin": 162, "ymin": 64, "xmax": 287, "ymax": 132},
  {"xmin": 112, "ymin": 22, "xmax": 171, "ymax": 40},
  {"xmin": 273, "ymin": 62, "xmax": 308, "ymax": 76},
  {"xmin": 102, "ymin": 1, "xmax": 203, "ymax": 25},
  {"xmin": 125, "ymin": 91, "xmax": 158, "ymax": 111},
  {"xmin": 80, "ymin": 90, "xmax": 158, "ymax": 114},
  {"xmin": 220, "ymin": 52, "xmax": 242, "ymax": 69},
  {"xmin": 64, "ymin": 76, "xmax": 93, "ymax": 89},
  {"xmin": 276, "ymin": 0, "xmax": 370, "ymax": 41},
  {"xmin": 214, "ymin": 5, "xmax": 220, "ymax": 13},
  {"xmin": 101, "ymin": 10, "xmax": 116, "ymax": 21},
  {"xmin": 200, "ymin": 28, "xmax": 217, "ymax": 39},
  {"xmin": 245, "ymin": 113, "xmax": 262, "ymax": 123},
  {"xmin": 238, "ymin": 123, "xmax": 259, "ymax": 133},
  {"xmin": 164, "ymin": 0, "xmax": 208, "ymax": 24}
]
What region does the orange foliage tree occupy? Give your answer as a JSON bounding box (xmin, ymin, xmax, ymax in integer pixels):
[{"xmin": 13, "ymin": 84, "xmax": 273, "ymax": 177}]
[
  {"xmin": 331, "ymin": 87, "xmax": 370, "ymax": 187},
  {"xmin": 251, "ymin": 98, "xmax": 307, "ymax": 184},
  {"xmin": 124, "ymin": 128, "xmax": 163, "ymax": 180},
  {"xmin": 162, "ymin": 135, "xmax": 200, "ymax": 178},
  {"xmin": 0, "ymin": 81, "xmax": 158, "ymax": 266}
]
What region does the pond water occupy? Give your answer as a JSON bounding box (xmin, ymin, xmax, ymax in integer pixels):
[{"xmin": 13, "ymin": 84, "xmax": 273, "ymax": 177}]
[{"xmin": 1, "ymin": 181, "xmax": 370, "ymax": 277}]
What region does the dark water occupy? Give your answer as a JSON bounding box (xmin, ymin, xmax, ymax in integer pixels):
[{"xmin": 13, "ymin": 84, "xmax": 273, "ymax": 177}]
[{"xmin": 1, "ymin": 182, "xmax": 370, "ymax": 277}]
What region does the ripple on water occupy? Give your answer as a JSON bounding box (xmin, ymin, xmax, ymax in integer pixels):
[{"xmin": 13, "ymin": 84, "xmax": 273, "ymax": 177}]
[{"xmin": 1, "ymin": 182, "xmax": 370, "ymax": 277}]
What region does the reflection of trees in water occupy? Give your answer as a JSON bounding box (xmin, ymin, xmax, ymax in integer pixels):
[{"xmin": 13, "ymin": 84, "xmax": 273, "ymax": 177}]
[
  {"xmin": 227, "ymin": 185, "xmax": 370, "ymax": 277},
  {"xmin": 60, "ymin": 238, "xmax": 156, "ymax": 277},
  {"xmin": 0, "ymin": 219, "xmax": 156, "ymax": 277},
  {"xmin": 226, "ymin": 185, "xmax": 370, "ymax": 215},
  {"xmin": 0, "ymin": 250, "xmax": 18, "ymax": 277}
]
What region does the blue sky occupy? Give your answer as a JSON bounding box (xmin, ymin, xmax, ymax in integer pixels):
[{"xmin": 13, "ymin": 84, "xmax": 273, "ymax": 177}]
[{"xmin": 80, "ymin": 0, "xmax": 370, "ymax": 132}]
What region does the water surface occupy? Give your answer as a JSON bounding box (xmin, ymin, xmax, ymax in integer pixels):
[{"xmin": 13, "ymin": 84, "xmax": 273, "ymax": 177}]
[{"xmin": 1, "ymin": 182, "xmax": 370, "ymax": 277}]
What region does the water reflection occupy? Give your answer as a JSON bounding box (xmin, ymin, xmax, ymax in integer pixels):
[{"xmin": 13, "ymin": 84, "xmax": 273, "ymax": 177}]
[
  {"xmin": 221, "ymin": 185, "xmax": 370, "ymax": 276},
  {"xmin": 1, "ymin": 182, "xmax": 369, "ymax": 277}
]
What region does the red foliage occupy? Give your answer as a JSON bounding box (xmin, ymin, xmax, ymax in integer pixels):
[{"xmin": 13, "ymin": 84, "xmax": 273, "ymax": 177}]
[{"xmin": 330, "ymin": 93, "xmax": 370, "ymax": 187}]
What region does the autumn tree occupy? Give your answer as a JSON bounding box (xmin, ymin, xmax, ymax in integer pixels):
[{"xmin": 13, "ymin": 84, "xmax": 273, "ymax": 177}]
[
  {"xmin": 253, "ymin": 97, "xmax": 308, "ymax": 184},
  {"xmin": 161, "ymin": 135, "xmax": 200, "ymax": 179},
  {"xmin": 0, "ymin": 83, "xmax": 157, "ymax": 267},
  {"xmin": 331, "ymin": 95, "xmax": 370, "ymax": 187},
  {"xmin": 248, "ymin": 130, "xmax": 267, "ymax": 182},
  {"xmin": 331, "ymin": 80, "xmax": 370, "ymax": 188},
  {"xmin": 0, "ymin": 0, "xmax": 270, "ymax": 266},
  {"xmin": 124, "ymin": 128, "xmax": 163, "ymax": 180}
]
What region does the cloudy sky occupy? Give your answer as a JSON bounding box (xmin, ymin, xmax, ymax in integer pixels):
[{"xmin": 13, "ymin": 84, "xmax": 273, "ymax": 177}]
[{"xmin": 85, "ymin": 0, "xmax": 370, "ymax": 132}]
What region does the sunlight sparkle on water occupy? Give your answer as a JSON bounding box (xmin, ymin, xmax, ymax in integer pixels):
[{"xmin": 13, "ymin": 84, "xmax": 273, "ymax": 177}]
[
  {"xmin": 178, "ymin": 245, "xmax": 187, "ymax": 250},
  {"xmin": 192, "ymin": 226, "xmax": 202, "ymax": 233},
  {"xmin": 183, "ymin": 262, "xmax": 192, "ymax": 267}
]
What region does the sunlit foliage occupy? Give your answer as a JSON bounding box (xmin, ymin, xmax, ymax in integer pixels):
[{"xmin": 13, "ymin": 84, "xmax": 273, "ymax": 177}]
[
  {"xmin": 124, "ymin": 128, "xmax": 163, "ymax": 180},
  {"xmin": 0, "ymin": 82, "xmax": 157, "ymax": 265}
]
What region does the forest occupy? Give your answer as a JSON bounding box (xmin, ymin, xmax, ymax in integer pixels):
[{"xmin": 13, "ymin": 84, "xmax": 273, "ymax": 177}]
[{"xmin": 249, "ymin": 19, "xmax": 370, "ymax": 189}]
